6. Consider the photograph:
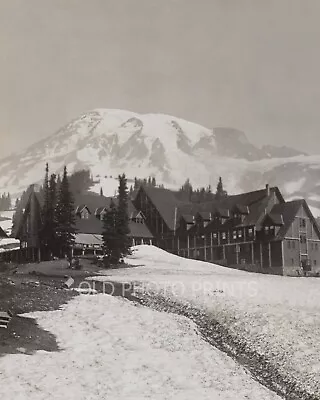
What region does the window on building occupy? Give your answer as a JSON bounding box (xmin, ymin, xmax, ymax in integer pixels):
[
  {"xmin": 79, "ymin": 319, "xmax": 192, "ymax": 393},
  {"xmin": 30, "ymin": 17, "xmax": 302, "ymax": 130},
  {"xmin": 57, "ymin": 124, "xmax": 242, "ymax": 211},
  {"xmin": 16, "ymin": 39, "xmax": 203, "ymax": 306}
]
[
  {"xmin": 238, "ymin": 230, "xmax": 242, "ymax": 238},
  {"xmin": 300, "ymin": 235, "xmax": 307, "ymax": 244},
  {"xmin": 300, "ymin": 218, "xmax": 306, "ymax": 228},
  {"xmin": 222, "ymin": 232, "xmax": 227, "ymax": 240},
  {"xmin": 81, "ymin": 209, "xmax": 89, "ymax": 219},
  {"xmin": 314, "ymin": 260, "xmax": 317, "ymax": 266},
  {"xmin": 248, "ymin": 227, "xmax": 253, "ymax": 236},
  {"xmin": 213, "ymin": 233, "xmax": 217, "ymax": 240},
  {"xmin": 233, "ymin": 230, "xmax": 237, "ymax": 239},
  {"xmin": 288, "ymin": 241, "xmax": 291, "ymax": 249},
  {"xmin": 265, "ymin": 226, "xmax": 269, "ymax": 234}
]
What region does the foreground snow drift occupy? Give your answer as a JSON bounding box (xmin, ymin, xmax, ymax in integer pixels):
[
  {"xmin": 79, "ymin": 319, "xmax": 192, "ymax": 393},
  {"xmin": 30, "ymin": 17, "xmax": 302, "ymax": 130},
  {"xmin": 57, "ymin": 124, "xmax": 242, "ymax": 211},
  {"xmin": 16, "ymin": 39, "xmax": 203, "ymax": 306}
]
[
  {"xmin": 0, "ymin": 295, "xmax": 279, "ymax": 400},
  {"xmin": 93, "ymin": 245, "xmax": 320, "ymax": 397}
]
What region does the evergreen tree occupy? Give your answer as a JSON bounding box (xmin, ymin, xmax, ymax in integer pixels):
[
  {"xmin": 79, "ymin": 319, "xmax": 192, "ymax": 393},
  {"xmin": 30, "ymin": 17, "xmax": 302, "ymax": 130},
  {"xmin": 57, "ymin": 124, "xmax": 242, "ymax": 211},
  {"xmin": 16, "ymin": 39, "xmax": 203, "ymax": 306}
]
[
  {"xmin": 151, "ymin": 177, "xmax": 156, "ymax": 187},
  {"xmin": 7, "ymin": 193, "xmax": 11, "ymax": 209},
  {"xmin": 56, "ymin": 174, "xmax": 61, "ymax": 191},
  {"xmin": 116, "ymin": 173, "xmax": 131, "ymax": 258},
  {"xmin": 102, "ymin": 199, "xmax": 121, "ymax": 265},
  {"xmin": 40, "ymin": 163, "xmax": 51, "ymax": 258},
  {"xmin": 134, "ymin": 177, "xmax": 139, "ymax": 190},
  {"xmin": 215, "ymin": 177, "xmax": 228, "ymax": 201},
  {"xmin": 100, "ymin": 187, "xmax": 104, "ymax": 196},
  {"xmin": 48, "ymin": 173, "xmax": 58, "ymax": 255},
  {"xmin": 55, "ymin": 166, "xmax": 76, "ymax": 257}
]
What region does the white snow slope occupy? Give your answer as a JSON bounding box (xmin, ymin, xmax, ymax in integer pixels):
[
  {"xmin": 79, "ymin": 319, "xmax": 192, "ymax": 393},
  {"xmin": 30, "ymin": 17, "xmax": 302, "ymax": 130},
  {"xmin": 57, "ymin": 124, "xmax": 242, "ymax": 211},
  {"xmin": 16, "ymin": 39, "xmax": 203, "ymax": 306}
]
[
  {"xmin": 0, "ymin": 295, "xmax": 280, "ymax": 400},
  {"xmin": 1, "ymin": 108, "xmax": 320, "ymax": 214},
  {"xmin": 92, "ymin": 245, "xmax": 320, "ymax": 398}
]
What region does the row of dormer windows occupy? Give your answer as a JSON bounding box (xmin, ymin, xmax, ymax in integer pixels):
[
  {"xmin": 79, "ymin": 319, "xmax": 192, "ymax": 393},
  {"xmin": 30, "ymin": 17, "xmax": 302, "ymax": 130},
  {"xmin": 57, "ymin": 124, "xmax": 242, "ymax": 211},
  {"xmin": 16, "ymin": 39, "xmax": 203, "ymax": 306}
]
[{"xmin": 77, "ymin": 207, "xmax": 144, "ymax": 224}]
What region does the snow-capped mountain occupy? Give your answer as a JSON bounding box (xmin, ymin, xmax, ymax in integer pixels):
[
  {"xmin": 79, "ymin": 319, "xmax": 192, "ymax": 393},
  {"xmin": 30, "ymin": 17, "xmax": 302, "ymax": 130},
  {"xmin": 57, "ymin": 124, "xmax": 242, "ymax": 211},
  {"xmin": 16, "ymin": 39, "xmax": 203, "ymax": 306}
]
[{"xmin": 1, "ymin": 108, "xmax": 320, "ymax": 215}]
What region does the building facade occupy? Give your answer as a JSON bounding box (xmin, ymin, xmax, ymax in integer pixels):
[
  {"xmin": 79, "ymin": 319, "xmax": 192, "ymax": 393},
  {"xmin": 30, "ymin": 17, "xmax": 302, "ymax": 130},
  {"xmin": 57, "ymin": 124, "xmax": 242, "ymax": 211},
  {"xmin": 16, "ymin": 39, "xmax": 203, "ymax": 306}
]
[
  {"xmin": 12, "ymin": 186, "xmax": 153, "ymax": 261},
  {"xmin": 134, "ymin": 184, "xmax": 320, "ymax": 276}
]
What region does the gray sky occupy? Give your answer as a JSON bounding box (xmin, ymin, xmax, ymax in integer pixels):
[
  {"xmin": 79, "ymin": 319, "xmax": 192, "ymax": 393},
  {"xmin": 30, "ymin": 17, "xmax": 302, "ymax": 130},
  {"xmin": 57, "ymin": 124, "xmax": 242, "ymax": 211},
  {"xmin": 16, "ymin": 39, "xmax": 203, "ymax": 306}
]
[{"xmin": 1, "ymin": 0, "xmax": 320, "ymax": 159}]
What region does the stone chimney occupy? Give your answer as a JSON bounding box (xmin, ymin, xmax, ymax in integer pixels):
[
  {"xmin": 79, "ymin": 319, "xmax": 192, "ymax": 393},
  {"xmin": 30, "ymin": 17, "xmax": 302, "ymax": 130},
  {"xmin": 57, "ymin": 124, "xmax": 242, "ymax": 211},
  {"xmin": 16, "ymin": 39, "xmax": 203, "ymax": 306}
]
[{"xmin": 266, "ymin": 184, "xmax": 270, "ymax": 197}]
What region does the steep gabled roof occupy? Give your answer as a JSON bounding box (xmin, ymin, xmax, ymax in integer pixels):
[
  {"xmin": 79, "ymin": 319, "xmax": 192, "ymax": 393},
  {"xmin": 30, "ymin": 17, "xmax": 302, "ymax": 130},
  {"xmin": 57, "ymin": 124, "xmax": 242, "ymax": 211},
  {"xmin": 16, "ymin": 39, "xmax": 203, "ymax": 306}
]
[
  {"xmin": 128, "ymin": 221, "xmax": 153, "ymax": 239},
  {"xmin": 261, "ymin": 213, "xmax": 284, "ymax": 226},
  {"xmin": 271, "ymin": 199, "xmax": 320, "ymax": 240},
  {"xmin": 139, "ymin": 186, "xmax": 189, "ymax": 231},
  {"xmin": 140, "ymin": 185, "xmax": 283, "ymax": 231}
]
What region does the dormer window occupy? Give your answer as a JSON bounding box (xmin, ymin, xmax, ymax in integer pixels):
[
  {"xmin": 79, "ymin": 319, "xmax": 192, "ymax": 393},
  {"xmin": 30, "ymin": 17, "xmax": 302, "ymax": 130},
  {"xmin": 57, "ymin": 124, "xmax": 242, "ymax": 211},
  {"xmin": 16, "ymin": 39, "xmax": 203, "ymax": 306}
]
[
  {"xmin": 222, "ymin": 232, "xmax": 227, "ymax": 240},
  {"xmin": 81, "ymin": 208, "xmax": 89, "ymax": 219},
  {"xmin": 248, "ymin": 228, "xmax": 253, "ymax": 236},
  {"xmin": 100, "ymin": 210, "xmax": 107, "ymax": 221},
  {"xmin": 300, "ymin": 218, "xmax": 306, "ymax": 229}
]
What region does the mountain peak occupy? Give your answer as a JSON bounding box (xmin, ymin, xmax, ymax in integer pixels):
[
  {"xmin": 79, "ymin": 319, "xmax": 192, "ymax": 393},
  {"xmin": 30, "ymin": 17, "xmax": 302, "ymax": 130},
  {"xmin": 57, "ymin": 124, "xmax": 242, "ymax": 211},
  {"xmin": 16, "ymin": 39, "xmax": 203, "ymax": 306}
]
[{"xmin": 0, "ymin": 108, "xmax": 318, "ymax": 215}]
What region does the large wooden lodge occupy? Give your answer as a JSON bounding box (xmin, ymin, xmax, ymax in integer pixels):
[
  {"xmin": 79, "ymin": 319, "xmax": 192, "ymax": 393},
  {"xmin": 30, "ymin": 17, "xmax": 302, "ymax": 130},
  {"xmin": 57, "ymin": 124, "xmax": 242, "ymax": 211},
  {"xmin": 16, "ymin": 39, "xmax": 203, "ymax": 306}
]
[
  {"xmin": 133, "ymin": 184, "xmax": 320, "ymax": 276},
  {"xmin": 5, "ymin": 182, "xmax": 320, "ymax": 276}
]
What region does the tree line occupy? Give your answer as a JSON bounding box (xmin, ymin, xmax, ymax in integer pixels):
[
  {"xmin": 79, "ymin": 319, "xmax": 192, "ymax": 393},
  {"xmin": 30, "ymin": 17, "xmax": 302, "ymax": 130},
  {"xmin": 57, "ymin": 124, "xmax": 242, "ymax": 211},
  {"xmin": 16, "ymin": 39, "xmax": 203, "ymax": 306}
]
[{"xmin": 177, "ymin": 176, "xmax": 228, "ymax": 203}]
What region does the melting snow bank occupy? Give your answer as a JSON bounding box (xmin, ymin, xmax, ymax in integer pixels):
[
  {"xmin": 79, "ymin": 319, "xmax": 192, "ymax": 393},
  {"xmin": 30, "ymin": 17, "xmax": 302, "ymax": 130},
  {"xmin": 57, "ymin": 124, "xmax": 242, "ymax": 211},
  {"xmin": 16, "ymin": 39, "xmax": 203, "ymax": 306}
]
[
  {"xmin": 0, "ymin": 295, "xmax": 280, "ymax": 400},
  {"xmin": 92, "ymin": 245, "xmax": 320, "ymax": 400}
]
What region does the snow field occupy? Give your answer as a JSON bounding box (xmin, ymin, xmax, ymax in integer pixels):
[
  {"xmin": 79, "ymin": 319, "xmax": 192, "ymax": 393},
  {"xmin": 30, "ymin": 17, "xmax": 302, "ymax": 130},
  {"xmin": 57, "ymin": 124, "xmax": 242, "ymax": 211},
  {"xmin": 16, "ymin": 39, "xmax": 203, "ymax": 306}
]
[
  {"xmin": 96, "ymin": 245, "xmax": 320, "ymax": 397},
  {"xmin": 0, "ymin": 295, "xmax": 280, "ymax": 400}
]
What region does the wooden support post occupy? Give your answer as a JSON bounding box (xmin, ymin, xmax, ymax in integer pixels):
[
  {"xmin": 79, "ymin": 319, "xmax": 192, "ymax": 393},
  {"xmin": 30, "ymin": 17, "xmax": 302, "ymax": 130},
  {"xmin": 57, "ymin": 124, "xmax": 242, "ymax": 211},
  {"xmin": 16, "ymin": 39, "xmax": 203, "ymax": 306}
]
[
  {"xmin": 236, "ymin": 244, "xmax": 239, "ymax": 265},
  {"xmin": 251, "ymin": 242, "xmax": 254, "ymax": 264},
  {"xmin": 187, "ymin": 235, "xmax": 190, "ymax": 258},
  {"xmin": 268, "ymin": 242, "xmax": 272, "ymax": 268}
]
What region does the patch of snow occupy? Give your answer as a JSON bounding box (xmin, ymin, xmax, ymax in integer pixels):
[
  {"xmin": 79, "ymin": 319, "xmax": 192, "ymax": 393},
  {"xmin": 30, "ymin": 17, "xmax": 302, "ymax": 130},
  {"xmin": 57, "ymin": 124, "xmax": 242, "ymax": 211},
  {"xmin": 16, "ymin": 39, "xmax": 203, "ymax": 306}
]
[
  {"xmin": 0, "ymin": 295, "xmax": 280, "ymax": 399},
  {"xmin": 93, "ymin": 245, "xmax": 320, "ymax": 397}
]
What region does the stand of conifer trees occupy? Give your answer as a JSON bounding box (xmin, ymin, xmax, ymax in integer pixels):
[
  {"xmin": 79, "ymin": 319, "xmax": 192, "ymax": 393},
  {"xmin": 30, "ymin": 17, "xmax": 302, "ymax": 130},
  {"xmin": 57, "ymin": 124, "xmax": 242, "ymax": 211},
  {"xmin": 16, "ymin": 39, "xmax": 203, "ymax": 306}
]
[{"xmin": 40, "ymin": 164, "xmax": 76, "ymax": 259}]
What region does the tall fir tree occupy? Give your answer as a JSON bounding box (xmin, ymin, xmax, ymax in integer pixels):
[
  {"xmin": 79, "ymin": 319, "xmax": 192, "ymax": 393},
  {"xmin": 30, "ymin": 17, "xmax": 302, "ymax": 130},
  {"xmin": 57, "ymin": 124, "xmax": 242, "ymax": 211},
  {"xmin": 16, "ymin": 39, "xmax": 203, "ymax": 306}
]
[
  {"xmin": 117, "ymin": 173, "xmax": 131, "ymax": 258},
  {"xmin": 215, "ymin": 177, "xmax": 227, "ymax": 201},
  {"xmin": 102, "ymin": 199, "xmax": 121, "ymax": 265},
  {"xmin": 55, "ymin": 166, "xmax": 76, "ymax": 257},
  {"xmin": 40, "ymin": 163, "xmax": 52, "ymax": 258},
  {"xmin": 48, "ymin": 173, "xmax": 58, "ymax": 256}
]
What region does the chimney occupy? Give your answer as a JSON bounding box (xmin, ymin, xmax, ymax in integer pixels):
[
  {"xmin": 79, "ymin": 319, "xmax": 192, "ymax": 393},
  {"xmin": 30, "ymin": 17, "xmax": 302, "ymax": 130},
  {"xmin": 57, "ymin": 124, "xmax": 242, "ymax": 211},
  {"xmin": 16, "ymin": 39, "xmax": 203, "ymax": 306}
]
[{"xmin": 266, "ymin": 184, "xmax": 270, "ymax": 197}]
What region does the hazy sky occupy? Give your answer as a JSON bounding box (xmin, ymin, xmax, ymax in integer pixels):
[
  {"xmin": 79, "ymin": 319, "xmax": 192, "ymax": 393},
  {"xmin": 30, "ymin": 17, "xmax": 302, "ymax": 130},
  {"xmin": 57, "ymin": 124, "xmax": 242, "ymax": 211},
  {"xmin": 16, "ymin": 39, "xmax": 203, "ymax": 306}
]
[{"xmin": 1, "ymin": 0, "xmax": 320, "ymax": 159}]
